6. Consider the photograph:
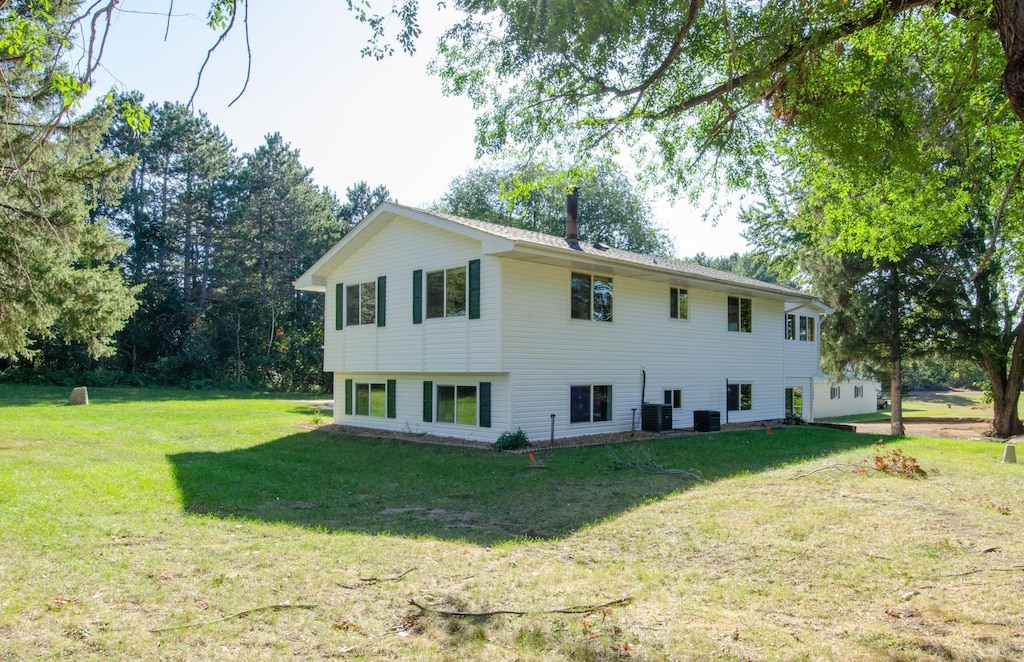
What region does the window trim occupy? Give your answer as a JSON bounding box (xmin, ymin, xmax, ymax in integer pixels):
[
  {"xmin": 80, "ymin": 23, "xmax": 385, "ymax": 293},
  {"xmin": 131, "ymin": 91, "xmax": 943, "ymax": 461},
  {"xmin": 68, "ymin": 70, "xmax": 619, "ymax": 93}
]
[
  {"xmin": 728, "ymin": 296, "xmax": 752, "ymax": 333},
  {"xmin": 435, "ymin": 383, "xmax": 480, "ymax": 426},
  {"xmin": 570, "ymin": 384, "xmax": 613, "ymax": 423},
  {"xmin": 787, "ymin": 314, "xmax": 816, "ymax": 342},
  {"xmin": 727, "ymin": 382, "xmax": 753, "ymax": 411},
  {"xmin": 664, "ymin": 389, "xmax": 682, "ymax": 409},
  {"xmin": 350, "ymin": 380, "xmax": 396, "ymax": 419},
  {"xmin": 670, "ymin": 287, "xmax": 689, "ymax": 321},
  {"xmin": 571, "ymin": 272, "xmax": 613, "ymax": 322},
  {"xmin": 345, "ymin": 280, "xmax": 378, "ymax": 327},
  {"xmin": 424, "ymin": 265, "xmax": 470, "ymax": 320}
]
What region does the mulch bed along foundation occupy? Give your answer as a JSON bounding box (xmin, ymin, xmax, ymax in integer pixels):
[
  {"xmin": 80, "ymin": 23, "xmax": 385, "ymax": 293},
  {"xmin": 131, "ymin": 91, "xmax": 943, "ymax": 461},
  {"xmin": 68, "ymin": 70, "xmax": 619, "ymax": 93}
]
[{"xmin": 308, "ymin": 420, "xmax": 781, "ymax": 452}]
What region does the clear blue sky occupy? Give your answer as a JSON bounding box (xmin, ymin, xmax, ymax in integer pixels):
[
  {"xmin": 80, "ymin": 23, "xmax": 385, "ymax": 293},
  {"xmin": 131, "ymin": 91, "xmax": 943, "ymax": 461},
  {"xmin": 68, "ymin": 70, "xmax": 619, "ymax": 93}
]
[{"xmin": 88, "ymin": 0, "xmax": 751, "ymax": 257}]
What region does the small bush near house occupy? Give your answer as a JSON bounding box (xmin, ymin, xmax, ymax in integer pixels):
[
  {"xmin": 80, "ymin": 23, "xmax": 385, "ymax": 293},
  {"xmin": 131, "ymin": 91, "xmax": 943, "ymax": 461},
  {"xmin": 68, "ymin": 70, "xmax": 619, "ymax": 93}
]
[{"xmin": 495, "ymin": 427, "xmax": 530, "ymax": 451}]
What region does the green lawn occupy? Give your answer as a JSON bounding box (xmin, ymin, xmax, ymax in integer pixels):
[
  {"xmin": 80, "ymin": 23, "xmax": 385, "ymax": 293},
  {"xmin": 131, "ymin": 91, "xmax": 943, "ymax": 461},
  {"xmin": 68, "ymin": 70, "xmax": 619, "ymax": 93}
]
[
  {"xmin": 825, "ymin": 388, "xmax": 999, "ymax": 423},
  {"xmin": 1, "ymin": 385, "xmax": 1022, "ymax": 660}
]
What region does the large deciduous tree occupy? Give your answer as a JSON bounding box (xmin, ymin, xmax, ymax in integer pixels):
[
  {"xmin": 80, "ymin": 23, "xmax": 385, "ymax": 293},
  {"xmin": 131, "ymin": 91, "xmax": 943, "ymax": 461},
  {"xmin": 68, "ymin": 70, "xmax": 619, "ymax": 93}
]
[
  {"xmin": 744, "ymin": 13, "xmax": 1024, "ymax": 435},
  {"xmin": 436, "ymin": 161, "xmax": 673, "ymax": 255}
]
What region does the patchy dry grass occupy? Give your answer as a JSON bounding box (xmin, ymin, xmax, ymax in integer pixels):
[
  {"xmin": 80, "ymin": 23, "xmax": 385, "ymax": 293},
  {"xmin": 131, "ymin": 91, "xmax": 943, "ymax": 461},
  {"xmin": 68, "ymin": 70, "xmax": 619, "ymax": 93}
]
[{"xmin": 1, "ymin": 385, "xmax": 1022, "ymax": 660}]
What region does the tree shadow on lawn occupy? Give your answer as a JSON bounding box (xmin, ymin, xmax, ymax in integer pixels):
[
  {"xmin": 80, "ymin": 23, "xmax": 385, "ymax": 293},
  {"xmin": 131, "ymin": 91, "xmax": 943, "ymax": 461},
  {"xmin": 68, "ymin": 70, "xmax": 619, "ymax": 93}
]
[{"xmin": 168, "ymin": 427, "xmax": 880, "ymax": 546}]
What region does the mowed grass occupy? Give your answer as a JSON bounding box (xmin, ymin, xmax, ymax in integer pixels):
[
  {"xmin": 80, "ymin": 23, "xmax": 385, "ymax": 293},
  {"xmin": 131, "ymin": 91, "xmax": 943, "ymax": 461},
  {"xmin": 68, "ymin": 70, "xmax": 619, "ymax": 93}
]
[
  {"xmin": 1, "ymin": 386, "xmax": 1022, "ymax": 660},
  {"xmin": 828, "ymin": 389, "xmax": 1003, "ymax": 423}
]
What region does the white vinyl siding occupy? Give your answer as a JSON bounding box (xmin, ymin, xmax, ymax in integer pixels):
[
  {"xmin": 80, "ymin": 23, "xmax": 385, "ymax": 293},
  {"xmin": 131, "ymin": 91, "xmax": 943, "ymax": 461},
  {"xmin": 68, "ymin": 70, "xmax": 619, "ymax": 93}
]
[
  {"xmin": 323, "ymin": 218, "xmax": 500, "ymax": 375},
  {"xmin": 501, "ymin": 260, "xmax": 786, "ymax": 439}
]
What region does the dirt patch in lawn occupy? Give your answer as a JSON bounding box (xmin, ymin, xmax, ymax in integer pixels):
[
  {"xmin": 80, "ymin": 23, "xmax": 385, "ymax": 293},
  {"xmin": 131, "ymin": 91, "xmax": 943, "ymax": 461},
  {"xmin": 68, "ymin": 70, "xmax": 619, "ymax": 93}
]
[{"xmin": 853, "ymin": 417, "xmax": 998, "ymax": 440}]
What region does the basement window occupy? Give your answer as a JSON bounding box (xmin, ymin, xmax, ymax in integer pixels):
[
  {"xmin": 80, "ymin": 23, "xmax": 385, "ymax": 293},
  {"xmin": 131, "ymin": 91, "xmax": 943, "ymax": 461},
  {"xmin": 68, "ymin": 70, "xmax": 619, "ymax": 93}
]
[
  {"xmin": 437, "ymin": 384, "xmax": 477, "ymax": 425},
  {"xmin": 354, "ymin": 382, "xmax": 387, "ymax": 417},
  {"xmin": 570, "ymin": 385, "xmax": 612, "ymax": 423},
  {"xmin": 727, "ymin": 383, "xmax": 752, "ymax": 411}
]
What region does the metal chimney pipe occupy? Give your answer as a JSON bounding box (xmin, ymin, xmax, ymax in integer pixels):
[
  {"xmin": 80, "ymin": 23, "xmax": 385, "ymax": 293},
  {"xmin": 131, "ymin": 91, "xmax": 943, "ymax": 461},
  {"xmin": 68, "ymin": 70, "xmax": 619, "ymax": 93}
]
[{"xmin": 566, "ymin": 187, "xmax": 579, "ymax": 244}]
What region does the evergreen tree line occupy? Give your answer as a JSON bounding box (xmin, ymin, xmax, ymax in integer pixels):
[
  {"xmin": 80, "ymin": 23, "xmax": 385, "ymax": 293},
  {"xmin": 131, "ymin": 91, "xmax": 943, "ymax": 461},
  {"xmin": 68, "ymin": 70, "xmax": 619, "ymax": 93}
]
[{"xmin": 2, "ymin": 99, "xmax": 389, "ymax": 392}]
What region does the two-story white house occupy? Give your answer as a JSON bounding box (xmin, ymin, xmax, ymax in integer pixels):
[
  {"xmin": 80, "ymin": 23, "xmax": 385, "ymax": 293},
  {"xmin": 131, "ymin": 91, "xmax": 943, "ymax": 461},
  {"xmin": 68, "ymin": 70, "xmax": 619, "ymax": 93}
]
[{"xmin": 294, "ymin": 202, "xmax": 830, "ymax": 443}]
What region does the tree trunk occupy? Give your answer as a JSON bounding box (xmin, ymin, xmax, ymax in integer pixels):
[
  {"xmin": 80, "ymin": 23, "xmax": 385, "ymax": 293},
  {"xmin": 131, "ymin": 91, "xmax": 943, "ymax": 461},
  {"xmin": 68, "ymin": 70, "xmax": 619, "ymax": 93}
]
[
  {"xmin": 235, "ymin": 313, "xmax": 242, "ymax": 384},
  {"xmin": 982, "ymin": 319, "xmax": 1024, "ymax": 437},
  {"xmin": 890, "ymin": 358, "xmax": 905, "ymax": 437},
  {"xmin": 885, "ymin": 261, "xmax": 905, "ymax": 437},
  {"xmin": 197, "ymin": 222, "xmax": 211, "ymax": 311},
  {"xmin": 183, "ymin": 172, "xmax": 193, "ymax": 303},
  {"xmin": 993, "ymin": 0, "xmax": 1024, "ymax": 121}
]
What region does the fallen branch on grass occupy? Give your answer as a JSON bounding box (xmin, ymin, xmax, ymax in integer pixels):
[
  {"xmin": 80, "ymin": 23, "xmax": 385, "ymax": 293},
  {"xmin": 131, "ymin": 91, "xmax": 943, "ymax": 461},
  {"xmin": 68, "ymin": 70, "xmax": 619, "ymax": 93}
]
[
  {"xmin": 149, "ymin": 603, "xmax": 317, "ymax": 633},
  {"xmin": 792, "ymin": 445, "xmax": 931, "ymax": 480},
  {"xmin": 937, "ymin": 565, "xmax": 1024, "ymax": 578},
  {"xmin": 409, "ymin": 596, "xmax": 632, "ymax": 618},
  {"xmin": 789, "ymin": 464, "xmax": 856, "ymax": 479},
  {"xmin": 343, "ymin": 568, "xmax": 417, "ymax": 589},
  {"xmin": 607, "ymin": 445, "xmax": 705, "ymax": 480}
]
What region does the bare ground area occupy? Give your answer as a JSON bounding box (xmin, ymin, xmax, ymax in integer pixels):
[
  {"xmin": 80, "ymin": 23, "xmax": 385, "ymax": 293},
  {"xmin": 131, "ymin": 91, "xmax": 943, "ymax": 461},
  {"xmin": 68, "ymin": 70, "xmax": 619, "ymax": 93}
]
[{"xmin": 852, "ymin": 417, "xmax": 1024, "ymax": 442}]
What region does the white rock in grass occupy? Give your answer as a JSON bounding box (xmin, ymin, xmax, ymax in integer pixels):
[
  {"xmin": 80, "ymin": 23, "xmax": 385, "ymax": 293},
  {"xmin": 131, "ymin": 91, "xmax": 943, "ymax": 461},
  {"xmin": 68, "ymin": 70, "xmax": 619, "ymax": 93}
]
[{"xmin": 69, "ymin": 387, "xmax": 89, "ymax": 406}]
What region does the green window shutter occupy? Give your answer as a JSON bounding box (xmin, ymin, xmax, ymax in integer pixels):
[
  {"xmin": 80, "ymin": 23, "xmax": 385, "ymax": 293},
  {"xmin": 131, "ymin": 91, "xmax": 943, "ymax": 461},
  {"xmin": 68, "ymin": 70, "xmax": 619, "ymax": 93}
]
[
  {"xmin": 468, "ymin": 259, "xmax": 481, "ymax": 319},
  {"xmin": 342, "ymin": 280, "xmax": 350, "ymax": 329},
  {"xmin": 412, "ymin": 270, "xmax": 423, "ymax": 324},
  {"xmin": 670, "ymin": 287, "xmax": 678, "ymax": 318},
  {"xmin": 422, "ymin": 381, "xmax": 433, "ymax": 422},
  {"xmin": 386, "ymin": 379, "xmax": 397, "ymax": 418},
  {"xmin": 377, "ymin": 275, "xmax": 387, "ymax": 327},
  {"xmin": 345, "ymin": 378, "xmax": 353, "ymax": 415},
  {"xmin": 479, "ymin": 381, "xmax": 491, "ymax": 428}
]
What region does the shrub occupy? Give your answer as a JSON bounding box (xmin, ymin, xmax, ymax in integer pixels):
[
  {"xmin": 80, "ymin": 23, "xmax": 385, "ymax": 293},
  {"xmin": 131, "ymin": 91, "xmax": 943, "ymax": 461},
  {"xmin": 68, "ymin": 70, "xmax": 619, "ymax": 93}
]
[{"xmin": 494, "ymin": 427, "xmax": 530, "ymax": 451}]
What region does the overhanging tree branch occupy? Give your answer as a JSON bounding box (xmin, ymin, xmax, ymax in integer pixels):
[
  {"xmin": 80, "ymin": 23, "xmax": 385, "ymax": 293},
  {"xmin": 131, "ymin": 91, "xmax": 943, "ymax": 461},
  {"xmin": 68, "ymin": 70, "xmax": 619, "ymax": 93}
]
[{"xmin": 584, "ymin": 0, "xmax": 933, "ymax": 129}]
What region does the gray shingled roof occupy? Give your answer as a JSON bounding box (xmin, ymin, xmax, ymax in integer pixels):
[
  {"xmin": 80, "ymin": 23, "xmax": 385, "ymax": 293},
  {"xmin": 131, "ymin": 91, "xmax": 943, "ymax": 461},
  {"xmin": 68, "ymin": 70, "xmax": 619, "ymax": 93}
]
[{"xmin": 417, "ymin": 206, "xmax": 808, "ymax": 300}]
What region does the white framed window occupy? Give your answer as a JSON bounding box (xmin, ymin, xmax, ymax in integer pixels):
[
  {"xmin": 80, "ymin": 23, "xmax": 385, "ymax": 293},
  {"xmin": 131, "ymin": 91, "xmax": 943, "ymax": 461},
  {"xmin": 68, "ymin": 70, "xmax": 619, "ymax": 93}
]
[
  {"xmin": 830, "ymin": 385, "xmax": 841, "ymax": 400},
  {"xmin": 426, "ymin": 267, "xmax": 466, "ymax": 319},
  {"xmin": 436, "ymin": 384, "xmax": 477, "ymax": 425},
  {"xmin": 786, "ymin": 314, "xmax": 815, "ymax": 341},
  {"xmin": 346, "ymin": 281, "xmax": 376, "ymax": 326},
  {"xmin": 570, "ymin": 385, "xmax": 612, "ymax": 423},
  {"xmin": 346, "ymin": 378, "xmax": 396, "ymax": 419},
  {"xmin": 355, "ymin": 382, "xmax": 387, "ymax": 417},
  {"xmin": 571, "ymin": 273, "xmax": 613, "ymax": 322},
  {"xmin": 664, "ymin": 389, "xmax": 682, "ymax": 408},
  {"xmin": 727, "ymin": 383, "xmax": 752, "ymax": 411},
  {"xmin": 799, "ymin": 315, "xmax": 816, "ymax": 341},
  {"xmin": 728, "ymin": 296, "xmax": 752, "ymax": 333},
  {"xmin": 670, "ymin": 288, "xmax": 689, "ymax": 320},
  {"xmin": 854, "ymin": 385, "xmax": 864, "ymax": 398}
]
